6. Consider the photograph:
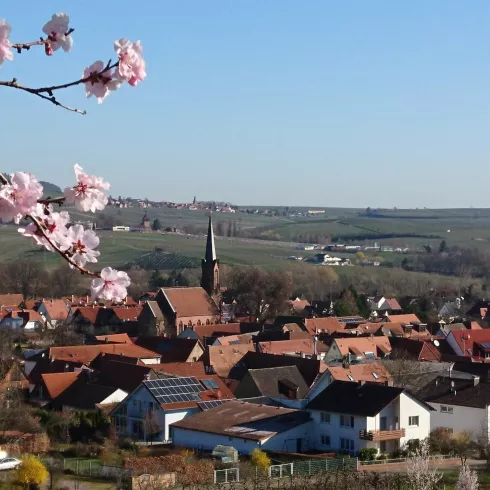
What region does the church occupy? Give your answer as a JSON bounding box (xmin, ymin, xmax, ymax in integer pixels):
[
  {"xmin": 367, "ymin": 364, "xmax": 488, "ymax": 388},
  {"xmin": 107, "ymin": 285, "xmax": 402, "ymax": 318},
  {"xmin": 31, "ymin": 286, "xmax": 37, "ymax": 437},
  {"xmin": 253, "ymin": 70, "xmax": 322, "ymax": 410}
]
[{"xmin": 138, "ymin": 215, "xmax": 221, "ymax": 336}]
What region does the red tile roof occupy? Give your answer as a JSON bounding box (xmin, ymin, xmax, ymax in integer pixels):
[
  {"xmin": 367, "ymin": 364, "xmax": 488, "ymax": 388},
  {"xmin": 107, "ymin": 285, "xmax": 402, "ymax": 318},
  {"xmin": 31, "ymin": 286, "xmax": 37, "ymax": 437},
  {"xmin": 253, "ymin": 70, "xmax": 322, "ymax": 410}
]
[
  {"xmin": 94, "ymin": 333, "xmax": 133, "ymax": 344},
  {"xmin": 386, "ymin": 314, "xmax": 421, "ymax": 324},
  {"xmin": 385, "ymin": 298, "xmax": 402, "ymax": 310},
  {"xmin": 112, "ymin": 307, "xmax": 143, "ymax": 321},
  {"xmin": 37, "ymin": 299, "xmax": 70, "ymax": 321},
  {"xmin": 259, "ymin": 338, "xmax": 328, "ymax": 356},
  {"xmin": 333, "ymin": 337, "xmax": 392, "ymax": 358},
  {"xmin": 207, "ymin": 345, "xmax": 255, "ymax": 378},
  {"xmin": 449, "ymin": 329, "xmax": 490, "ymax": 358},
  {"xmin": 17, "ymin": 310, "xmax": 45, "ymax": 326},
  {"xmin": 43, "ymin": 344, "xmax": 160, "ymax": 365},
  {"xmin": 0, "ymin": 294, "xmax": 23, "ymax": 307},
  {"xmin": 41, "ymin": 372, "xmax": 80, "ymax": 399},
  {"xmin": 326, "ymin": 362, "xmax": 392, "ymax": 384},
  {"xmin": 304, "ymin": 317, "xmax": 343, "ymax": 335},
  {"xmin": 72, "ymin": 307, "xmax": 101, "ymax": 324},
  {"xmin": 150, "ymin": 362, "xmax": 206, "ymax": 377},
  {"xmin": 160, "ymin": 287, "xmax": 218, "ymax": 318},
  {"xmin": 193, "ymin": 323, "xmax": 241, "ymax": 339}
]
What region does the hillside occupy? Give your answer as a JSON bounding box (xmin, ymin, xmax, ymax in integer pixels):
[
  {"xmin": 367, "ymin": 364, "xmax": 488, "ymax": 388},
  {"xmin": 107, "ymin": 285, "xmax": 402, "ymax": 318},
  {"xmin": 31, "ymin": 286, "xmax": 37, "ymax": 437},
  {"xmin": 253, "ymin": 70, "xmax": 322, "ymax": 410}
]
[{"xmin": 40, "ymin": 181, "xmax": 63, "ymax": 197}]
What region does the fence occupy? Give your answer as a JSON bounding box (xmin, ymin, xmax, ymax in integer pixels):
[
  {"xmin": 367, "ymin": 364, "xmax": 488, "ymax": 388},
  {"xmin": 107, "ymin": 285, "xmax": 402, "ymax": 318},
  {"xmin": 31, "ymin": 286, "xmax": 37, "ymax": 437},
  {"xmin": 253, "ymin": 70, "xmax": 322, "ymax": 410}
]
[
  {"xmin": 214, "ymin": 468, "xmax": 240, "ymax": 484},
  {"xmin": 359, "ymin": 454, "xmax": 456, "ymax": 466},
  {"xmin": 43, "ymin": 458, "xmax": 132, "ymax": 481}
]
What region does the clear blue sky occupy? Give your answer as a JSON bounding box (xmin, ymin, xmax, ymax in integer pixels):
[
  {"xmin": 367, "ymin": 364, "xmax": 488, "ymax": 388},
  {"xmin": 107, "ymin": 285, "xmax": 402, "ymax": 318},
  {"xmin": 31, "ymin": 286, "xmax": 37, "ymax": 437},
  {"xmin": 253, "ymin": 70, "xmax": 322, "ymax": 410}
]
[{"xmin": 1, "ymin": 1, "xmax": 489, "ymax": 208}]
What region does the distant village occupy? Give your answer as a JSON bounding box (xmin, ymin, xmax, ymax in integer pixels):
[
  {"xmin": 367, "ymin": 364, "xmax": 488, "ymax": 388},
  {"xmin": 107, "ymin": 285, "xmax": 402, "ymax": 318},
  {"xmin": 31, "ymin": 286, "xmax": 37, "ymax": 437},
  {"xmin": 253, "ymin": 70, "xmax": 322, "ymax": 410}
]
[{"xmin": 0, "ymin": 214, "xmax": 488, "ymax": 487}]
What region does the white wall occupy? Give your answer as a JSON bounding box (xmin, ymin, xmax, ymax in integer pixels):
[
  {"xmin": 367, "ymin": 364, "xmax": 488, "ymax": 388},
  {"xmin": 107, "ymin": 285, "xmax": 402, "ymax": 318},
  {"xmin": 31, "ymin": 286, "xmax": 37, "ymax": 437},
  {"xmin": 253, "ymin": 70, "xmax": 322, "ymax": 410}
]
[
  {"xmin": 140, "ymin": 357, "xmax": 161, "ymax": 365},
  {"xmin": 163, "ymin": 409, "xmax": 198, "ymax": 441},
  {"xmin": 308, "ymin": 409, "xmax": 370, "ymax": 454},
  {"xmin": 101, "ymin": 389, "xmax": 127, "ymax": 405},
  {"xmin": 305, "ymin": 371, "xmax": 331, "ymax": 401},
  {"xmin": 399, "ymin": 393, "xmax": 431, "ymax": 446},
  {"xmin": 429, "ymin": 402, "xmax": 488, "ymax": 440}
]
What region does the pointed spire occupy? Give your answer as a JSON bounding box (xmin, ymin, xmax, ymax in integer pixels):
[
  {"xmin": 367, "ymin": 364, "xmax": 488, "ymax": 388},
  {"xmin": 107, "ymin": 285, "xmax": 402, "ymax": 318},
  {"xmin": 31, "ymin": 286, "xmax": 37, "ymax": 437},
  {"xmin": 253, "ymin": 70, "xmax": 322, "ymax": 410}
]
[{"xmin": 205, "ymin": 213, "xmax": 216, "ymax": 262}]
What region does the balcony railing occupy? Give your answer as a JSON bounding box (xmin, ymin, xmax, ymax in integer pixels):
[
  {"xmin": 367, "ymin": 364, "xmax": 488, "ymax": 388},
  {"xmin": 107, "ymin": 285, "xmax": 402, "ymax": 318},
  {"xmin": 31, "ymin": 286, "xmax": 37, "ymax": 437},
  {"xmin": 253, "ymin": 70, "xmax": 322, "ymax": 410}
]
[{"xmin": 359, "ymin": 429, "xmax": 406, "ymax": 441}]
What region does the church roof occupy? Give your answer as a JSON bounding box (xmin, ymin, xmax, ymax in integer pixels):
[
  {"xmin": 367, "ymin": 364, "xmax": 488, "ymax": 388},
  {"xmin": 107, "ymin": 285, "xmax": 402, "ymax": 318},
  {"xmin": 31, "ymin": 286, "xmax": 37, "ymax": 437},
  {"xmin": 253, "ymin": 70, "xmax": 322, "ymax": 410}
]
[{"xmin": 204, "ymin": 214, "xmax": 216, "ymax": 262}]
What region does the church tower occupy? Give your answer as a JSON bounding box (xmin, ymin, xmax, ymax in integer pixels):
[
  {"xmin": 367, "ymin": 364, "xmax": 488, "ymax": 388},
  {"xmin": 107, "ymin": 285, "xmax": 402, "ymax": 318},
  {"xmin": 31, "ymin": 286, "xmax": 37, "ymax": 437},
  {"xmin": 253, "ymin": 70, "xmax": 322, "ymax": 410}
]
[{"xmin": 201, "ymin": 214, "xmax": 220, "ymax": 295}]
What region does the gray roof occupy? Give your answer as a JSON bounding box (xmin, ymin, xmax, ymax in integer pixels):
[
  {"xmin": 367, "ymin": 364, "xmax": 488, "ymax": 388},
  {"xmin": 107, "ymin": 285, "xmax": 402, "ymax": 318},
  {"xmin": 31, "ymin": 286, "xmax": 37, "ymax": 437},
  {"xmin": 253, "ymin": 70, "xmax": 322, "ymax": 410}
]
[{"xmin": 247, "ymin": 366, "xmax": 309, "ymax": 399}]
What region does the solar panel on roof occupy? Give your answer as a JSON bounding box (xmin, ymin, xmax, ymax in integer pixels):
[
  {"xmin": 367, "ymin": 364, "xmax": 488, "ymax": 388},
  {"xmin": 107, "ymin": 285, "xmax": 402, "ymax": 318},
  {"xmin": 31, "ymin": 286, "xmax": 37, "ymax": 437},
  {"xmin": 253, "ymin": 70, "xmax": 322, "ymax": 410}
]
[
  {"xmin": 202, "ymin": 379, "xmax": 220, "ymax": 390},
  {"xmin": 481, "ymin": 343, "xmax": 490, "ymax": 349},
  {"xmin": 197, "ymin": 399, "xmax": 234, "ymax": 411}
]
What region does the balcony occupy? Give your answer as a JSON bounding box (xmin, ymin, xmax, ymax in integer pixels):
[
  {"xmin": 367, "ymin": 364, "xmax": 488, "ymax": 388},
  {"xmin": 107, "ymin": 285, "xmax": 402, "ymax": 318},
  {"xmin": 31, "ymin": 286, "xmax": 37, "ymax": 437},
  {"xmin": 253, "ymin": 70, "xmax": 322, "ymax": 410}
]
[{"xmin": 359, "ymin": 429, "xmax": 406, "ymax": 441}]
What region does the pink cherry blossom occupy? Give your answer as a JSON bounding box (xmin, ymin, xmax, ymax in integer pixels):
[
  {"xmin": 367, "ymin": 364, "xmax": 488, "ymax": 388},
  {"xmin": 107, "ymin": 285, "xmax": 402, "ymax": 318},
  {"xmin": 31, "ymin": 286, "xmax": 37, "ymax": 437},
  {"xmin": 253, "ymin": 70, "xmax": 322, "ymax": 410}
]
[
  {"xmin": 82, "ymin": 61, "xmax": 121, "ymax": 104},
  {"xmin": 0, "ymin": 172, "xmax": 44, "ymax": 223},
  {"xmin": 114, "ymin": 39, "xmax": 146, "ymax": 86},
  {"xmin": 91, "ymin": 267, "xmax": 131, "ymax": 302},
  {"xmin": 64, "ymin": 164, "xmax": 110, "ymax": 212},
  {"xmin": 0, "ymin": 20, "xmax": 13, "ymax": 66},
  {"xmin": 42, "ymin": 13, "xmax": 73, "ymax": 53},
  {"xmin": 18, "ymin": 207, "xmax": 70, "ymax": 252},
  {"xmin": 62, "ymin": 224, "xmax": 100, "ymax": 267}
]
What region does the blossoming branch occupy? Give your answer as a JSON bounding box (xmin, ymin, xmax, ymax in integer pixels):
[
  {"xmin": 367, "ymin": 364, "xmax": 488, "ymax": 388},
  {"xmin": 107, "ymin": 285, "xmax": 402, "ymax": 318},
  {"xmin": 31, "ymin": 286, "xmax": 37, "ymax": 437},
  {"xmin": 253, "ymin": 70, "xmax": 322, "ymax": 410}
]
[
  {"xmin": 0, "ymin": 13, "xmax": 147, "ymax": 113},
  {"xmin": 0, "ymin": 12, "xmax": 147, "ymax": 300}
]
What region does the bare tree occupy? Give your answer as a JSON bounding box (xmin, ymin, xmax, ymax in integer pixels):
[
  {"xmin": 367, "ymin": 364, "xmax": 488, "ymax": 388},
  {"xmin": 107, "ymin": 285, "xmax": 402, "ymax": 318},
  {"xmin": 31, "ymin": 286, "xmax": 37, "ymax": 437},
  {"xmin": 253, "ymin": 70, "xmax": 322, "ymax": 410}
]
[{"xmin": 142, "ymin": 411, "xmax": 161, "ymax": 445}]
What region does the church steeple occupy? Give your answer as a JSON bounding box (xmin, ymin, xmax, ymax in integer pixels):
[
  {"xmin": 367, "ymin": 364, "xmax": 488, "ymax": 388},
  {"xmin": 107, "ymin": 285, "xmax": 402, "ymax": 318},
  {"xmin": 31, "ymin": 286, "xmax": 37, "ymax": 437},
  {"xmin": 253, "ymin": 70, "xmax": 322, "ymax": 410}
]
[{"xmin": 201, "ymin": 213, "xmax": 219, "ymax": 295}]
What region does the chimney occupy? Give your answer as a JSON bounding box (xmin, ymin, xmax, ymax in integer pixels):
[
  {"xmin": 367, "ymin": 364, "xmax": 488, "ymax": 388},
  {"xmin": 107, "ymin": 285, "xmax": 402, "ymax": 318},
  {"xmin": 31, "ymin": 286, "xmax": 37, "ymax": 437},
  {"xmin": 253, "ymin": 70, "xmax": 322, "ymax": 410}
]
[{"xmin": 314, "ymin": 336, "xmax": 318, "ymax": 356}]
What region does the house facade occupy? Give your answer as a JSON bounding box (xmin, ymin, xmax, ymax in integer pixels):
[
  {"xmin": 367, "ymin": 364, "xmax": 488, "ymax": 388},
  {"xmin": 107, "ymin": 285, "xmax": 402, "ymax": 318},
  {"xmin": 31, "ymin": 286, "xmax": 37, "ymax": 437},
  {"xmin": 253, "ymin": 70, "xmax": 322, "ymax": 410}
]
[{"xmin": 306, "ymin": 381, "xmax": 432, "ymax": 455}]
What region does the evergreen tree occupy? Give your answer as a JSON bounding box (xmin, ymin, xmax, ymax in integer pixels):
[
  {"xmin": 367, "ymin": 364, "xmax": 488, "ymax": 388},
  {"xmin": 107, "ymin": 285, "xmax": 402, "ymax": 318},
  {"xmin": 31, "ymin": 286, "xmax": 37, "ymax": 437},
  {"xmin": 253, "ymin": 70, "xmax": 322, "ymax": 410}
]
[
  {"xmin": 334, "ymin": 288, "xmax": 359, "ymax": 316},
  {"xmin": 151, "ymin": 219, "xmax": 162, "ymax": 231}
]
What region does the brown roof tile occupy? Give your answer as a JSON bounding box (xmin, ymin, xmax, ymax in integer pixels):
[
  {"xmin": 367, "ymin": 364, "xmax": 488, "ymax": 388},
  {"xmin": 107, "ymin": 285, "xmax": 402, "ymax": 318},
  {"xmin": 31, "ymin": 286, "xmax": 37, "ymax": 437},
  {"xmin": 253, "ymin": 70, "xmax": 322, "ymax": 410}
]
[
  {"xmin": 258, "ymin": 338, "xmax": 328, "ymax": 356},
  {"xmin": 386, "ymin": 313, "xmax": 421, "ymax": 324},
  {"xmin": 94, "ymin": 333, "xmax": 133, "ymax": 344},
  {"xmin": 333, "ymin": 337, "xmax": 392, "ymax": 358},
  {"xmin": 304, "ymin": 317, "xmax": 343, "ymax": 335},
  {"xmin": 42, "ymin": 344, "xmax": 160, "ymax": 365},
  {"xmin": 37, "ymin": 299, "xmax": 70, "ymax": 321},
  {"xmin": 150, "ymin": 362, "xmax": 206, "ymax": 377},
  {"xmin": 207, "ymin": 345, "xmax": 255, "ymax": 378},
  {"xmin": 326, "ymin": 362, "xmax": 392, "ymax": 384},
  {"xmin": 73, "ymin": 307, "xmax": 101, "ymax": 324},
  {"xmin": 0, "ymin": 294, "xmax": 23, "ymax": 307},
  {"xmin": 160, "ymin": 287, "xmax": 218, "ymax": 318},
  {"xmin": 41, "ymin": 372, "xmax": 80, "ymax": 399},
  {"xmin": 112, "ymin": 307, "xmax": 143, "ymax": 321},
  {"xmin": 193, "ymin": 323, "xmax": 241, "ymax": 339}
]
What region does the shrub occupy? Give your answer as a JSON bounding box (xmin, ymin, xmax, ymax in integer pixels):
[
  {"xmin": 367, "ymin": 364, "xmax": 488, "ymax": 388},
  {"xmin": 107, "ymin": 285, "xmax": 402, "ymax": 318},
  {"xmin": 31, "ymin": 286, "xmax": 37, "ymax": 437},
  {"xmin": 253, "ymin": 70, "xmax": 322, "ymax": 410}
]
[
  {"xmin": 358, "ymin": 448, "xmax": 378, "ymax": 461},
  {"xmin": 250, "ymin": 449, "xmax": 271, "ymax": 472},
  {"xmin": 14, "ymin": 455, "xmax": 49, "ymax": 488}
]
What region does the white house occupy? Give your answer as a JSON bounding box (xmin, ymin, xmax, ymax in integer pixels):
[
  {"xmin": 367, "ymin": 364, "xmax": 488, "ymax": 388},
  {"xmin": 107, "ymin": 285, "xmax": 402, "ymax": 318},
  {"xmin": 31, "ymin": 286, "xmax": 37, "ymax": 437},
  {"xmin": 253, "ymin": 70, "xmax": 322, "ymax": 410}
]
[
  {"xmin": 418, "ymin": 376, "xmax": 490, "ymax": 441},
  {"xmin": 171, "ymin": 400, "xmax": 313, "ymax": 454},
  {"xmin": 110, "ymin": 375, "xmax": 234, "ymax": 442},
  {"xmin": 306, "ymin": 381, "xmax": 433, "ymax": 455}
]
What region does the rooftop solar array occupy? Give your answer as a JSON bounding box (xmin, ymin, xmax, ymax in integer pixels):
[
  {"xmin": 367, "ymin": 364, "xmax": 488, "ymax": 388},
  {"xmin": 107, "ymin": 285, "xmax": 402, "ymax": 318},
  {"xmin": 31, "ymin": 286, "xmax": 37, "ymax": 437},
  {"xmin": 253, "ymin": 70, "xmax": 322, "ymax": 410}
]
[
  {"xmin": 145, "ymin": 377, "xmax": 205, "ymax": 404},
  {"xmin": 198, "ymin": 399, "xmax": 233, "ymax": 411},
  {"xmin": 201, "ymin": 378, "xmax": 220, "ymax": 390}
]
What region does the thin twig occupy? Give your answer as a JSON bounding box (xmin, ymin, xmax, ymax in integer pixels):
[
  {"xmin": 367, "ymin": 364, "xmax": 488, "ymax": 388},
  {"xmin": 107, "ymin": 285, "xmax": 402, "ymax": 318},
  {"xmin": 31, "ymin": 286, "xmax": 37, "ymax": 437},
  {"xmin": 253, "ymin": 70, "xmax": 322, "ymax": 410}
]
[
  {"xmin": 0, "ymin": 171, "xmax": 99, "ymax": 277},
  {"xmin": 11, "ymin": 39, "xmax": 46, "ymax": 53},
  {"xmin": 0, "ymin": 60, "xmax": 118, "ymax": 114},
  {"xmin": 38, "ymin": 196, "xmax": 66, "ymax": 206}
]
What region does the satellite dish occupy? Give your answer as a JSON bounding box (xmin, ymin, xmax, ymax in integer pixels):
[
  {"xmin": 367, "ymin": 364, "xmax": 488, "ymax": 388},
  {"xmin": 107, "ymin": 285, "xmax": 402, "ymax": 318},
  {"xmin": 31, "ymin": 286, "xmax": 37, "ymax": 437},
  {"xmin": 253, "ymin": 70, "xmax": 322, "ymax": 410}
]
[{"xmin": 433, "ymin": 340, "xmax": 440, "ymax": 347}]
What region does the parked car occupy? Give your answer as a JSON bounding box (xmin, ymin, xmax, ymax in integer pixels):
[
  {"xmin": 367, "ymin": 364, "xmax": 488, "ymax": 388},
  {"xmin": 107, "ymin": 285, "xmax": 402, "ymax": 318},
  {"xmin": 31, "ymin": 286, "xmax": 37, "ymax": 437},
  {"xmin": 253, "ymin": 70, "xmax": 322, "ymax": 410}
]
[{"xmin": 0, "ymin": 458, "xmax": 21, "ymax": 470}]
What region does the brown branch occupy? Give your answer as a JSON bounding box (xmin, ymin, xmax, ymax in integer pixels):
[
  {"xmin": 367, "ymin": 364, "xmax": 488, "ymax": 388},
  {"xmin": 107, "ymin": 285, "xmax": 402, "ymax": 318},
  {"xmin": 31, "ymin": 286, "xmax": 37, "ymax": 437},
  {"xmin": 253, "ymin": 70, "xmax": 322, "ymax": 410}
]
[
  {"xmin": 27, "ymin": 214, "xmax": 100, "ymax": 277},
  {"xmin": 38, "ymin": 196, "xmax": 66, "ymax": 206},
  {"xmin": 0, "ymin": 59, "xmax": 118, "ymax": 114},
  {"xmin": 11, "ymin": 39, "xmax": 47, "ymax": 53}
]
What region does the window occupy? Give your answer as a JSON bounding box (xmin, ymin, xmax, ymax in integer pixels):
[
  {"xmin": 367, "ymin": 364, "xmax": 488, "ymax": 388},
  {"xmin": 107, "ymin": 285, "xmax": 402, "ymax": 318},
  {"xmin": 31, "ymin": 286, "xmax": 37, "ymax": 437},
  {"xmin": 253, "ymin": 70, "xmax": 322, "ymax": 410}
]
[
  {"xmin": 139, "ymin": 401, "xmax": 143, "ymax": 413},
  {"xmin": 148, "ymin": 402, "xmax": 154, "ymax": 412},
  {"xmin": 321, "ymin": 435, "xmax": 331, "ymax": 446},
  {"xmin": 340, "ymin": 415, "xmax": 354, "ymax": 428},
  {"xmin": 340, "ymin": 438, "xmax": 354, "ymax": 451},
  {"xmin": 347, "ymin": 375, "xmax": 355, "ymax": 382},
  {"xmin": 133, "ymin": 400, "xmax": 137, "ymax": 408},
  {"xmin": 372, "ymin": 372, "xmax": 379, "ymax": 380},
  {"xmin": 408, "ymin": 416, "xmax": 419, "ymax": 427},
  {"xmin": 320, "ymin": 412, "xmax": 330, "ymax": 424},
  {"xmin": 440, "ymin": 405, "xmax": 453, "ymax": 414}
]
